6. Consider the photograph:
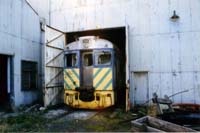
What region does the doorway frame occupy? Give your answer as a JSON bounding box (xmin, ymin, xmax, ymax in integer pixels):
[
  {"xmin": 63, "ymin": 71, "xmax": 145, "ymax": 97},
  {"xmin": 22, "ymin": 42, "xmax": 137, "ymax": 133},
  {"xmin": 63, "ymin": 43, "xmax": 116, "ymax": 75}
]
[
  {"xmin": 0, "ymin": 54, "xmax": 14, "ymax": 106},
  {"xmin": 130, "ymin": 71, "xmax": 149, "ymax": 106}
]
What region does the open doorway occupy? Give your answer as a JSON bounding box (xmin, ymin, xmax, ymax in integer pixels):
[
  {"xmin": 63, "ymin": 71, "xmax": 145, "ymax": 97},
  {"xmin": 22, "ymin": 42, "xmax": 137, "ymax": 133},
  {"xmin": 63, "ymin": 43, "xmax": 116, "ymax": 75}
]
[
  {"xmin": 0, "ymin": 55, "xmax": 8, "ymax": 107},
  {"xmin": 66, "ymin": 27, "xmax": 127, "ymax": 108},
  {"xmin": 0, "ymin": 54, "xmax": 12, "ymax": 110}
]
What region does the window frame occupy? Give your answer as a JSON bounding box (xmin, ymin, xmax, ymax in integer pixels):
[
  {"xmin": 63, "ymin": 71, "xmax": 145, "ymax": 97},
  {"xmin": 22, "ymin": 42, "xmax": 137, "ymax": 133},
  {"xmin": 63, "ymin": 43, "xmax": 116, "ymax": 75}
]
[
  {"xmin": 82, "ymin": 52, "xmax": 93, "ymax": 67},
  {"xmin": 64, "ymin": 51, "xmax": 79, "ymax": 68},
  {"xmin": 94, "ymin": 49, "xmax": 113, "ymax": 67},
  {"xmin": 21, "ymin": 60, "xmax": 38, "ymax": 91}
]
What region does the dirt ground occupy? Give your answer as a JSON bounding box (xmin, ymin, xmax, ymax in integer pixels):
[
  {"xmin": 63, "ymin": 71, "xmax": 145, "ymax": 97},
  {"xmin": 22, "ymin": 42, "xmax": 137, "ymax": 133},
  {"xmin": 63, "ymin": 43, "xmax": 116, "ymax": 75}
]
[{"xmin": 0, "ymin": 106, "xmax": 142, "ymax": 132}]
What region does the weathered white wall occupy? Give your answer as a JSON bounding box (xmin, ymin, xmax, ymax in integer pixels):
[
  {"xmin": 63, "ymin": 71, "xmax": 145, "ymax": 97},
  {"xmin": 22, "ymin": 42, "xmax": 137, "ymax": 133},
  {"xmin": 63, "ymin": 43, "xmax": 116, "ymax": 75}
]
[
  {"xmin": 26, "ymin": 0, "xmax": 50, "ymax": 24},
  {"xmin": 48, "ymin": 0, "xmax": 200, "ymax": 106},
  {"xmin": 0, "ymin": 0, "xmax": 42, "ymax": 107}
]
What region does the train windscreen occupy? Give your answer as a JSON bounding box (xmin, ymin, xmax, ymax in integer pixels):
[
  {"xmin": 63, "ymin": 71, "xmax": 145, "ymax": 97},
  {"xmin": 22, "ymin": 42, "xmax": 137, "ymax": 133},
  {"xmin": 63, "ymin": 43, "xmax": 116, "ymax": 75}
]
[
  {"xmin": 95, "ymin": 51, "xmax": 111, "ymax": 66},
  {"xmin": 65, "ymin": 53, "xmax": 78, "ymax": 67}
]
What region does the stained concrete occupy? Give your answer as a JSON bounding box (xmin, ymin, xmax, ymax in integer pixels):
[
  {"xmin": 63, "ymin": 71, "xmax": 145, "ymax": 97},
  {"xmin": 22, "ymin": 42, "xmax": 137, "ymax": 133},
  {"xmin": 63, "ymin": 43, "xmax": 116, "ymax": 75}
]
[{"xmin": 63, "ymin": 111, "xmax": 98, "ymax": 120}]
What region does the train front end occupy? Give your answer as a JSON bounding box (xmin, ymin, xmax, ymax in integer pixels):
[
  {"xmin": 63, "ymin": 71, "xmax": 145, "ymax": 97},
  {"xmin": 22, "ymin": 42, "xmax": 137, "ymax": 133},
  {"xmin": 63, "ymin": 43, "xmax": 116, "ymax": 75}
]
[{"xmin": 64, "ymin": 36, "xmax": 115, "ymax": 109}]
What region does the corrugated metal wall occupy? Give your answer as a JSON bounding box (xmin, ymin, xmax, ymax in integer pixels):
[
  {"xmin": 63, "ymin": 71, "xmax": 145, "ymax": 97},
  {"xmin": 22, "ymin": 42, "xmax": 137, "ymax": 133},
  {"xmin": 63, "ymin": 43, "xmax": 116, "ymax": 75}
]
[
  {"xmin": 48, "ymin": 0, "xmax": 200, "ymax": 106},
  {"xmin": 0, "ymin": 0, "xmax": 42, "ymax": 107}
]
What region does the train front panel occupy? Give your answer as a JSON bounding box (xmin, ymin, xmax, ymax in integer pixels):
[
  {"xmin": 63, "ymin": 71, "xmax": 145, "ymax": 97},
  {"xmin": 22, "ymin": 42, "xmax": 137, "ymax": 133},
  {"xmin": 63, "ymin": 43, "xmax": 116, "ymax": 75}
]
[{"xmin": 64, "ymin": 49, "xmax": 115, "ymax": 109}]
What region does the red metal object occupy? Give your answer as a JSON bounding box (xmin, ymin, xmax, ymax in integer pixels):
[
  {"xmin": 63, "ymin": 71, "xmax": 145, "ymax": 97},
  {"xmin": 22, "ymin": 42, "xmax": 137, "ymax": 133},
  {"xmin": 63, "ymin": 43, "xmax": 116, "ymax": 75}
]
[{"xmin": 172, "ymin": 103, "xmax": 200, "ymax": 113}]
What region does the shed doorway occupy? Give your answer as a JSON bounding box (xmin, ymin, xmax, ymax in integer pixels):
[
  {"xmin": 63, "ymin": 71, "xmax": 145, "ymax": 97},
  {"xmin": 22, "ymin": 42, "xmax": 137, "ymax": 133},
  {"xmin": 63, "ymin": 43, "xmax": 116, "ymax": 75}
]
[
  {"xmin": 0, "ymin": 55, "xmax": 8, "ymax": 106},
  {"xmin": 0, "ymin": 54, "xmax": 12, "ymax": 110},
  {"xmin": 66, "ymin": 27, "xmax": 127, "ymax": 108}
]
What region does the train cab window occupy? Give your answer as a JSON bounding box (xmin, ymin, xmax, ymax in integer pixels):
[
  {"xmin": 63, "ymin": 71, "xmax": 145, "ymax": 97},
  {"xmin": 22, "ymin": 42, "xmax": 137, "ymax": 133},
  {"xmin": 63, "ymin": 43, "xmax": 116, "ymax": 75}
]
[
  {"xmin": 83, "ymin": 54, "xmax": 93, "ymax": 66},
  {"xmin": 66, "ymin": 53, "xmax": 77, "ymax": 67},
  {"xmin": 95, "ymin": 51, "xmax": 111, "ymax": 66}
]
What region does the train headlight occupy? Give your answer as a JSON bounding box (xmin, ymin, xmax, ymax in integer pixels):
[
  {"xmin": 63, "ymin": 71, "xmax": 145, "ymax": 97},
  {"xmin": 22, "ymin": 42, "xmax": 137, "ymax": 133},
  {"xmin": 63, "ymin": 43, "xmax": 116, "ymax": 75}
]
[
  {"xmin": 83, "ymin": 43, "xmax": 89, "ymax": 48},
  {"xmin": 83, "ymin": 39, "xmax": 90, "ymax": 48}
]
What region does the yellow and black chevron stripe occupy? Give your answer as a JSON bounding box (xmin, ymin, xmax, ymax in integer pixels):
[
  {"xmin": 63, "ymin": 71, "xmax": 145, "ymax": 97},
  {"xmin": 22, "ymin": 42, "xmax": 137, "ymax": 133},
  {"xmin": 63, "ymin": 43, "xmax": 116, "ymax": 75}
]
[
  {"xmin": 93, "ymin": 67, "xmax": 113, "ymax": 90},
  {"xmin": 64, "ymin": 69, "xmax": 80, "ymax": 90}
]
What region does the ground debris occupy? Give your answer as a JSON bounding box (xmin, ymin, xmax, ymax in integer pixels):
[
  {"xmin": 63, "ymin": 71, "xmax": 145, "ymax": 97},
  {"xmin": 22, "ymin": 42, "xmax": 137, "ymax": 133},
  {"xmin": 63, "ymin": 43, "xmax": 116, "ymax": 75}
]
[
  {"xmin": 39, "ymin": 107, "xmax": 46, "ymax": 111},
  {"xmin": 1, "ymin": 112, "xmax": 21, "ymax": 119},
  {"xmin": 63, "ymin": 111, "xmax": 97, "ymax": 120},
  {"xmin": 147, "ymin": 104, "xmax": 158, "ymax": 117},
  {"xmin": 0, "ymin": 112, "xmax": 5, "ymax": 117},
  {"xmin": 44, "ymin": 109, "xmax": 68, "ymax": 119},
  {"xmin": 24, "ymin": 104, "xmax": 41, "ymax": 113},
  {"xmin": 109, "ymin": 108, "xmax": 122, "ymax": 118},
  {"xmin": 131, "ymin": 115, "xmax": 196, "ymax": 132}
]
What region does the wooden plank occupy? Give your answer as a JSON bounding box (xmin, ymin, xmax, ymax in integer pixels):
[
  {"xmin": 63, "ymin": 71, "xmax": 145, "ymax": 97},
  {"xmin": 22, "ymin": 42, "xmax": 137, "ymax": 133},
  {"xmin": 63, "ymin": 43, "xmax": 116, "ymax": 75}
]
[
  {"xmin": 148, "ymin": 116, "xmax": 196, "ymax": 132},
  {"xmin": 132, "ymin": 116, "xmax": 196, "ymax": 132}
]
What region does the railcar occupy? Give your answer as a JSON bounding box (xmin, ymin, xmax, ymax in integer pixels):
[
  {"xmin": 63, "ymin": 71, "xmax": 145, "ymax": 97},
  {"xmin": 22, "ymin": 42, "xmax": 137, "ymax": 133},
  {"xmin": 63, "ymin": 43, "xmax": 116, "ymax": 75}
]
[{"xmin": 64, "ymin": 36, "xmax": 123, "ymax": 109}]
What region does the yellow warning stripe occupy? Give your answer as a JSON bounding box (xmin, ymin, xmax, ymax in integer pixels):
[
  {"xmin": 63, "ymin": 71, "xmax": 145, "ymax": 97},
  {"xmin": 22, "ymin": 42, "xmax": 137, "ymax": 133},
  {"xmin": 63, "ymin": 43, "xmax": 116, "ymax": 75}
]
[
  {"xmin": 64, "ymin": 69, "xmax": 80, "ymax": 90},
  {"xmin": 93, "ymin": 68, "xmax": 112, "ymax": 90}
]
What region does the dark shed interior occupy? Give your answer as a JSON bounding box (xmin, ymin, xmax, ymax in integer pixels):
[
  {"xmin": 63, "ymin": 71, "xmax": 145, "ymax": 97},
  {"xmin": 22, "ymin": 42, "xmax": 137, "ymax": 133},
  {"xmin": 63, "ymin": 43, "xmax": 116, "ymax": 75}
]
[{"xmin": 66, "ymin": 27, "xmax": 126, "ymax": 107}]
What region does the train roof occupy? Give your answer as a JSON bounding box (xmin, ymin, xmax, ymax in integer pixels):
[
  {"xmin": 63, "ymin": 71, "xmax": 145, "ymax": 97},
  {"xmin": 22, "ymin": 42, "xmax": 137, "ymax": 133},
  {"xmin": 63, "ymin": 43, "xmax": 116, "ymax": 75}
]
[{"xmin": 65, "ymin": 36, "xmax": 117, "ymax": 51}]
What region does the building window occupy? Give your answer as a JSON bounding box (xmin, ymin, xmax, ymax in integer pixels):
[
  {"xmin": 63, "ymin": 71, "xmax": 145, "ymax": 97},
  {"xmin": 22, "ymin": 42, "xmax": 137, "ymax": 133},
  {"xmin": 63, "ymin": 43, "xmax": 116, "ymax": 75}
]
[{"xmin": 21, "ymin": 61, "xmax": 37, "ymax": 90}]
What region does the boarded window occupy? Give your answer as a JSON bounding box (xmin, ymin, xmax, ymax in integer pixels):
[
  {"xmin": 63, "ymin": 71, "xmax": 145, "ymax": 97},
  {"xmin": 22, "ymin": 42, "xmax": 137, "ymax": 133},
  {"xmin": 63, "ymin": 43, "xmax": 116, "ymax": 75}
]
[{"xmin": 21, "ymin": 61, "xmax": 37, "ymax": 90}]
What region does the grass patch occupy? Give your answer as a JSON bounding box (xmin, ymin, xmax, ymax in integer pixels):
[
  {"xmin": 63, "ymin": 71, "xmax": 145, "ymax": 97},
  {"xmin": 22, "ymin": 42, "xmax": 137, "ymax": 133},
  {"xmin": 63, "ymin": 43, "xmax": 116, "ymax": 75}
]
[
  {"xmin": 0, "ymin": 107, "xmax": 136, "ymax": 132},
  {"xmin": 0, "ymin": 113, "xmax": 48, "ymax": 132},
  {"xmin": 84, "ymin": 109, "xmax": 132, "ymax": 132},
  {"xmin": 86, "ymin": 124, "xmax": 106, "ymax": 131}
]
